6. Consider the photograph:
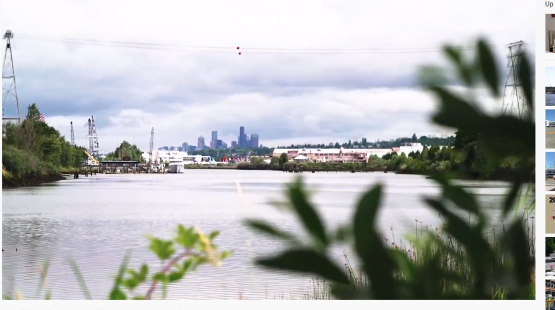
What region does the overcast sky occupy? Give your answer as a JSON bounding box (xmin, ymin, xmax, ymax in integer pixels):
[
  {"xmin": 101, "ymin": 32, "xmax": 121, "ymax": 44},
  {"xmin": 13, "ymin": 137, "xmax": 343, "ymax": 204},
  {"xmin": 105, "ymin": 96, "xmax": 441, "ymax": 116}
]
[{"xmin": 1, "ymin": 0, "xmax": 534, "ymax": 152}]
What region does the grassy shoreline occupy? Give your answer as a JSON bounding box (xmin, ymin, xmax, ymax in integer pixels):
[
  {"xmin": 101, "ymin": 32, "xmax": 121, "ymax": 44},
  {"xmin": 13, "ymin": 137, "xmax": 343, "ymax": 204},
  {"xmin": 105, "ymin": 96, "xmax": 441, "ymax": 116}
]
[
  {"xmin": 2, "ymin": 167, "xmax": 95, "ymax": 189},
  {"xmin": 2, "ymin": 170, "xmax": 67, "ymax": 188}
]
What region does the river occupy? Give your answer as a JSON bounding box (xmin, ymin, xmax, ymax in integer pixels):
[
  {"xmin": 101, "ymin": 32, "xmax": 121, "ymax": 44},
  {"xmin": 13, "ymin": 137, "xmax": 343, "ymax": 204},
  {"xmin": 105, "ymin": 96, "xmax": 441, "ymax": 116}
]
[{"xmin": 2, "ymin": 170, "xmax": 530, "ymax": 300}]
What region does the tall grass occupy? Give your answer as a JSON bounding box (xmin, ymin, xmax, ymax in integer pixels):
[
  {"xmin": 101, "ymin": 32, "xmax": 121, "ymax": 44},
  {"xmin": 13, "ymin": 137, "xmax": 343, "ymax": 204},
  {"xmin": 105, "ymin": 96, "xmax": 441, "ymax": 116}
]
[{"xmin": 300, "ymin": 204, "xmax": 535, "ymax": 300}]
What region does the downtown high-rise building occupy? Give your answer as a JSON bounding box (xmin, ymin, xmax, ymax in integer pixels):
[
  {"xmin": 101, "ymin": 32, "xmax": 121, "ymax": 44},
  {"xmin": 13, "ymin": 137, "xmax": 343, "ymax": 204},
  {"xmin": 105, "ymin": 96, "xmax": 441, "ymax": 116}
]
[
  {"xmin": 210, "ymin": 131, "xmax": 218, "ymax": 149},
  {"xmin": 238, "ymin": 126, "xmax": 246, "ymax": 148},
  {"xmin": 236, "ymin": 126, "xmax": 259, "ymax": 148},
  {"xmin": 197, "ymin": 136, "xmax": 205, "ymax": 149},
  {"xmin": 182, "ymin": 142, "xmax": 189, "ymax": 152},
  {"xmin": 250, "ymin": 134, "xmax": 259, "ymax": 148}
]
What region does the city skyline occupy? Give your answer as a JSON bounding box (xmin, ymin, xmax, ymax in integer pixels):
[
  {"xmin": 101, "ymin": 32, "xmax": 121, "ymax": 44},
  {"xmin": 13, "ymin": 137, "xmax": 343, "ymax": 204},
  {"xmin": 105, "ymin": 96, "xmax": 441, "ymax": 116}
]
[{"xmin": 157, "ymin": 131, "xmax": 455, "ymax": 154}]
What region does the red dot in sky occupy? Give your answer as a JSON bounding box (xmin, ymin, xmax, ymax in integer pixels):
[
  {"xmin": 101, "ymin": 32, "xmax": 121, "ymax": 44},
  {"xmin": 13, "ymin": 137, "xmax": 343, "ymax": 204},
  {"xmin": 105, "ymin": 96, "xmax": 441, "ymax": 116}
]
[
  {"xmin": 238, "ymin": 52, "xmax": 241, "ymax": 55},
  {"xmin": 237, "ymin": 47, "xmax": 240, "ymax": 49}
]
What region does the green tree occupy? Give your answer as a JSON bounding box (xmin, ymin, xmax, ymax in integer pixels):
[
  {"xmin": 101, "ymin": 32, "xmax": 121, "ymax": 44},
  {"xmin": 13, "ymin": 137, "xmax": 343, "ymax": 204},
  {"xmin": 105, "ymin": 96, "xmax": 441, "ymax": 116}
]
[
  {"xmin": 2, "ymin": 103, "xmax": 85, "ymax": 182},
  {"xmin": 279, "ymin": 153, "xmax": 289, "ymax": 168},
  {"xmin": 107, "ymin": 141, "xmax": 144, "ymax": 162}
]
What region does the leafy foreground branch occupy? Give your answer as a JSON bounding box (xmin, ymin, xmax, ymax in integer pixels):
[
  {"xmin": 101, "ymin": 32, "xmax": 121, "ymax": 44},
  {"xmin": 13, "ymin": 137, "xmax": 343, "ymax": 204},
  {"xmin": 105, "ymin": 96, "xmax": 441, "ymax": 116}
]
[
  {"xmin": 245, "ymin": 37, "xmax": 535, "ymax": 300},
  {"xmin": 3, "ymin": 225, "xmax": 232, "ymax": 300}
]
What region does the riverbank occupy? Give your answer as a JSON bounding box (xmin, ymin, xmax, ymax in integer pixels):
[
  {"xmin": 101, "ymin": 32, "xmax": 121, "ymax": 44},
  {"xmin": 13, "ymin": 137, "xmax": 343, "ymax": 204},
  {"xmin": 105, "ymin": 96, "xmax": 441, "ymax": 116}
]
[
  {"xmin": 183, "ymin": 164, "xmax": 238, "ymax": 169},
  {"xmin": 232, "ymin": 162, "xmax": 532, "ymax": 181},
  {"xmin": 2, "ymin": 166, "xmax": 96, "ymax": 189},
  {"xmin": 2, "ymin": 172, "xmax": 68, "ymax": 189}
]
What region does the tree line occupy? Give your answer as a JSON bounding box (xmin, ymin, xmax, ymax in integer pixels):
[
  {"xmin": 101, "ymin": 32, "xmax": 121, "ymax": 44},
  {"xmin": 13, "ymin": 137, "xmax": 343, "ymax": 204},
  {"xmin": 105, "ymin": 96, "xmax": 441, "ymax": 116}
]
[
  {"xmin": 275, "ymin": 134, "xmax": 455, "ymax": 150},
  {"xmin": 2, "ymin": 104, "xmax": 85, "ymax": 179},
  {"xmin": 104, "ymin": 141, "xmax": 144, "ymax": 162},
  {"xmin": 243, "ymin": 130, "xmax": 528, "ymax": 181}
]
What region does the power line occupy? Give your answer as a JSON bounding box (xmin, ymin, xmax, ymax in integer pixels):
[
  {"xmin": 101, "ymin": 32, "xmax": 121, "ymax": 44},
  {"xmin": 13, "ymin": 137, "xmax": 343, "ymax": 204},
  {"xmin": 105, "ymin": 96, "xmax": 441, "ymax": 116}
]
[{"xmin": 16, "ymin": 33, "xmax": 480, "ymax": 55}]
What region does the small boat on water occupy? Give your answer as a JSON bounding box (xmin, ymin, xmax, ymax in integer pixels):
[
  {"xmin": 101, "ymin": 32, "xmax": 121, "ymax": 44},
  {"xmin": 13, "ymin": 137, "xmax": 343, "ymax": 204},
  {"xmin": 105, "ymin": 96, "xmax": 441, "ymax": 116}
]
[{"xmin": 167, "ymin": 158, "xmax": 183, "ymax": 173}]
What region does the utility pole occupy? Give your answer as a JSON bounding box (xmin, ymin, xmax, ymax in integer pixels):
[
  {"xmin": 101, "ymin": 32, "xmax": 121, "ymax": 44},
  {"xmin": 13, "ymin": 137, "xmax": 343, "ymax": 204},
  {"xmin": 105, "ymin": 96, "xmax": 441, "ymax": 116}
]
[
  {"xmin": 2, "ymin": 30, "xmax": 21, "ymax": 124},
  {"xmin": 70, "ymin": 121, "xmax": 75, "ymax": 145},
  {"xmin": 149, "ymin": 127, "xmax": 154, "ymax": 164},
  {"xmin": 501, "ymin": 40, "xmax": 527, "ymax": 119}
]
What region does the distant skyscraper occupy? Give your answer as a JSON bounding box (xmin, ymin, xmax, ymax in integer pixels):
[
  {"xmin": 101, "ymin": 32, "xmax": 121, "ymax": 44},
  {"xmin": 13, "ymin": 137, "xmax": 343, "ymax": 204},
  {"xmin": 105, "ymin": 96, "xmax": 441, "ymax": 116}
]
[
  {"xmin": 211, "ymin": 131, "xmax": 218, "ymax": 142},
  {"xmin": 239, "ymin": 126, "xmax": 246, "ymax": 148},
  {"xmin": 182, "ymin": 142, "xmax": 189, "ymax": 152},
  {"xmin": 231, "ymin": 141, "xmax": 238, "ymax": 148},
  {"xmin": 250, "ymin": 134, "xmax": 259, "ymax": 148},
  {"xmin": 198, "ymin": 136, "xmax": 205, "ymax": 149}
]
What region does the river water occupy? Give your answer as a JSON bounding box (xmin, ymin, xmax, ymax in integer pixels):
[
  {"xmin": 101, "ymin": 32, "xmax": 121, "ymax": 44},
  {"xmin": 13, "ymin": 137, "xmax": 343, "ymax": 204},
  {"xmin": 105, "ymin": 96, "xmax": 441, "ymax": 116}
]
[{"xmin": 2, "ymin": 170, "xmax": 530, "ymax": 300}]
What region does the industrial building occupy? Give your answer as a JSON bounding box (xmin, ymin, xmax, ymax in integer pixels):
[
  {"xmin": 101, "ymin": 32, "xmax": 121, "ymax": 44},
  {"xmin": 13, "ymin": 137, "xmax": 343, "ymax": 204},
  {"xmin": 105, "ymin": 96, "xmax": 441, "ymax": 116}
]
[{"xmin": 272, "ymin": 143, "xmax": 427, "ymax": 163}]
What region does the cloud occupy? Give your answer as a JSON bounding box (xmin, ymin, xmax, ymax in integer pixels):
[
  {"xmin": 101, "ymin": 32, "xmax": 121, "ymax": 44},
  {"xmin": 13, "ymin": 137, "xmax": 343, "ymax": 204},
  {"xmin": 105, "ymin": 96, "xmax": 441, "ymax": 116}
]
[{"xmin": 1, "ymin": 0, "xmax": 535, "ymax": 151}]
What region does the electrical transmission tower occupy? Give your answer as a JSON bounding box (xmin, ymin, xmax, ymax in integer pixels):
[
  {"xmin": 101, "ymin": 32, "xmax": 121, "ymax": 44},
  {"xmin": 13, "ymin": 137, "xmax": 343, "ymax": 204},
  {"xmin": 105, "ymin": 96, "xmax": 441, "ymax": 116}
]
[
  {"xmin": 2, "ymin": 29, "xmax": 21, "ymax": 124},
  {"xmin": 87, "ymin": 116, "xmax": 100, "ymax": 158},
  {"xmin": 70, "ymin": 121, "xmax": 75, "ymax": 145},
  {"xmin": 501, "ymin": 41, "xmax": 527, "ymax": 119},
  {"xmin": 149, "ymin": 127, "xmax": 154, "ymax": 164}
]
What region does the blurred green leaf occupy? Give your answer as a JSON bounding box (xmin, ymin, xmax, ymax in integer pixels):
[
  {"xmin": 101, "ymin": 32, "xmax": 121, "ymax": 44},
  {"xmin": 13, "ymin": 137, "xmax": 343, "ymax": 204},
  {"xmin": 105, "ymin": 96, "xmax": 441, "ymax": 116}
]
[
  {"xmin": 220, "ymin": 251, "xmax": 233, "ymax": 260},
  {"xmin": 516, "ymin": 51, "xmax": 533, "ymax": 113},
  {"xmin": 503, "ymin": 222, "xmax": 532, "ymax": 287},
  {"xmin": 153, "ymin": 273, "xmax": 167, "ymax": 283},
  {"xmin": 37, "ymin": 260, "xmax": 50, "ymax": 297},
  {"xmin": 257, "ymin": 249, "xmax": 349, "ymax": 285},
  {"xmin": 418, "ymin": 65, "xmax": 450, "ymax": 87},
  {"xmin": 331, "ymin": 285, "xmax": 370, "ymax": 300},
  {"xmin": 476, "ymin": 39, "xmax": 499, "ymax": 97},
  {"xmin": 148, "ymin": 237, "xmax": 176, "ymax": 260},
  {"xmin": 168, "ymin": 270, "xmax": 185, "ymax": 283},
  {"xmin": 443, "ymin": 46, "xmax": 472, "ymax": 85},
  {"xmin": 425, "ymin": 198, "xmax": 491, "ymax": 297},
  {"xmin": 122, "ymin": 278, "xmax": 139, "ymax": 290},
  {"xmin": 139, "ymin": 264, "xmax": 149, "ymax": 282},
  {"xmin": 333, "ymin": 225, "xmax": 352, "ymax": 243},
  {"xmin": 430, "ymin": 174, "xmax": 480, "ymax": 215},
  {"xmin": 503, "ymin": 181, "xmax": 524, "ymax": 217},
  {"xmin": 175, "ymin": 225, "xmax": 199, "ymax": 250},
  {"xmin": 108, "ymin": 251, "xmax": 131, "ymax": 300},
  {"xmin": 244, "ymin": 219, "xmax": 301, "ymax": 244},
  {"xmin": 477, "ymin": 116, "xmax": 534, "ymax": 158},
  {"xmin": 287, "ymin": 178, "xmax": 328, "ymax": 247},
  {"xmin": 390, "ymin": 250, "xmax": 415, "ymax": 283},
  {"xmin": 428, "ymin": 86, "xmax": 482, "ymax": 131},
  {"xmin": 353, "ymin": 184, "xmax": 396, "ymax": 299},
  {"xmin": 109, "ymin": 288, "xmax": 127, "ymax": 300},
  {"xmin": 209, "ymin": 231, "xmax": 220, "ymax": 241},
  {"xmin": 68, "ymin": 259, "xmax": 92, "ymax": 300}
]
